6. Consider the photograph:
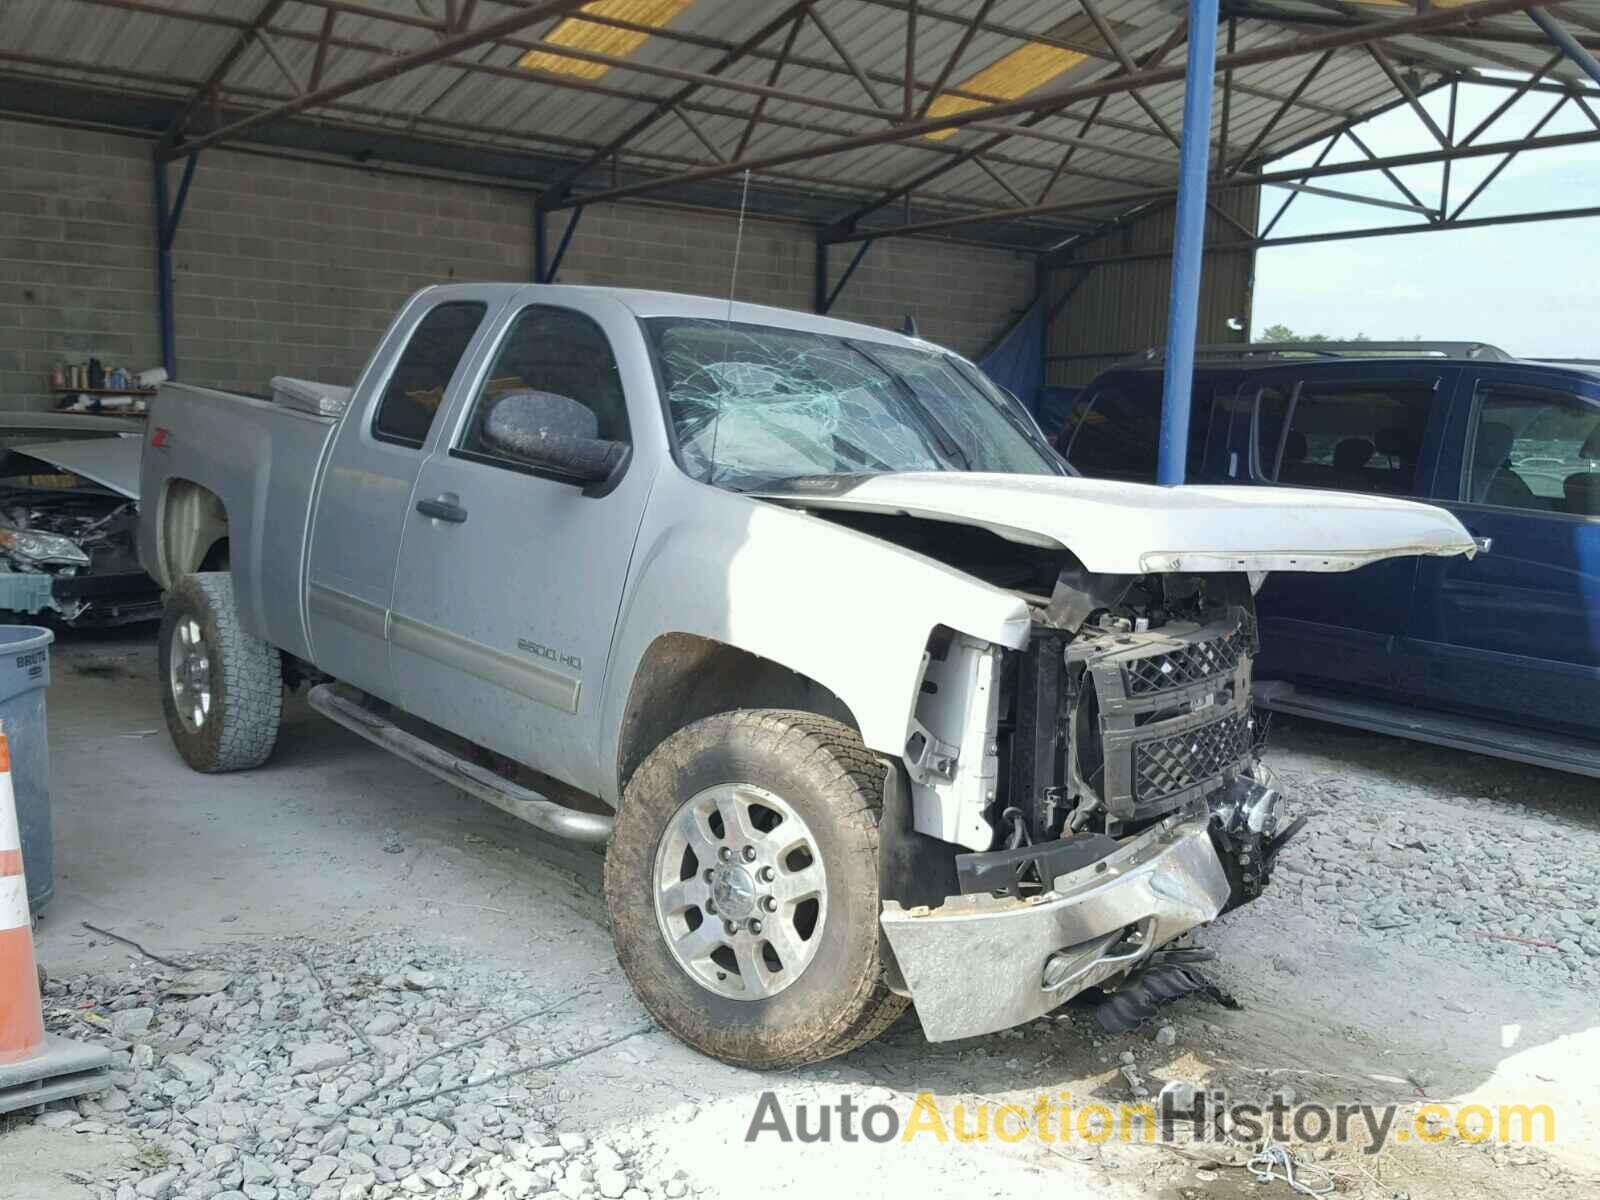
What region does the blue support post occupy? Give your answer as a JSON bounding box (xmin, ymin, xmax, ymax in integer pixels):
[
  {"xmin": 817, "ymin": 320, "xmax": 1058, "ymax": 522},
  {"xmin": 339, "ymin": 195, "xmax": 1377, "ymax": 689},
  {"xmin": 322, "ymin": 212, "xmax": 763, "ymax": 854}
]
[
  {"xmin": 153, "ymin": 151, "xmax": 198, "ymax": 380},
  {"xmin": 819, "ymin": 240, "xmax": 871, "ymax": 314},
  {"xmin": 1157, "ymin": 0, "xmax": 1220, "ymax": 486},
  {"xmin": 546, "ymin": 205, "xmax": 583, "ymax": 283},
  {"xmin": 813, "ymin": 238, "xmax": 828, "ymax": 313},
  {"xmin": 1529, "ymin": 8, "xmax": 1600, "ymax": 88},
  {"xmin": 533, "ymin": 206, "xmax": 549, "ymax": 282}
]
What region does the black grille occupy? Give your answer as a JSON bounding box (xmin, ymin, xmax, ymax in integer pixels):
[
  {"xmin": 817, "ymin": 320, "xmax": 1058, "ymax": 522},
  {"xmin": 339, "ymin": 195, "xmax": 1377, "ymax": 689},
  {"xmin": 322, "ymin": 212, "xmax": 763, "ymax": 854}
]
[
  {"xmin": 1134, "ymin": 711, "xmax": 1252, "ymax": 803},
  {"xmin": 1121, "ymin": 634, "xmax": 1240, "ymax": 696}
]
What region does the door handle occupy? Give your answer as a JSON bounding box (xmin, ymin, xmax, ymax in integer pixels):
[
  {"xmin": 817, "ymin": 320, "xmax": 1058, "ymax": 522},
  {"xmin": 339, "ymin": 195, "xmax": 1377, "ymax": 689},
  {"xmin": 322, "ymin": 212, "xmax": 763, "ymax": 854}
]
[
  {"xmin": 1472, "ymin": 535, "xmax": 1492, "ymax": 554},
  {"xmin": 416, "ymin": 496, "xmax": 468, "ymax": 524}
]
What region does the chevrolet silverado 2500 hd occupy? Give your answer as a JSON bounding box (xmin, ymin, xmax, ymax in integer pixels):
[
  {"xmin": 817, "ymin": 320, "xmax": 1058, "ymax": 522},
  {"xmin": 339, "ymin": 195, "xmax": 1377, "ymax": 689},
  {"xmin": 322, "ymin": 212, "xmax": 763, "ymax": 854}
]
[{"xmin": 138, "ymin": 284, "xmax": 1476, "ymax": 1068}]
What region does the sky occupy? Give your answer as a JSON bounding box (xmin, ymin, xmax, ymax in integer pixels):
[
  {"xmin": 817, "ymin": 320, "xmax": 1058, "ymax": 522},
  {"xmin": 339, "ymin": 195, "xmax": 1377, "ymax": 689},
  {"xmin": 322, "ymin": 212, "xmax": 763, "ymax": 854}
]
[{"xmin": 1249, "ymin": 73, "xmax": 1600, "ymax": 358}]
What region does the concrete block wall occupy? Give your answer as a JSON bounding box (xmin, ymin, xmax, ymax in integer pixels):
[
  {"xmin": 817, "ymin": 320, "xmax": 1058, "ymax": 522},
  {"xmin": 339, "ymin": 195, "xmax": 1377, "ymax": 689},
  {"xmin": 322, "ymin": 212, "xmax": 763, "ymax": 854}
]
[{"xmin": 0, "ymin": 116, "xmax": 1034, "ymax": 406}]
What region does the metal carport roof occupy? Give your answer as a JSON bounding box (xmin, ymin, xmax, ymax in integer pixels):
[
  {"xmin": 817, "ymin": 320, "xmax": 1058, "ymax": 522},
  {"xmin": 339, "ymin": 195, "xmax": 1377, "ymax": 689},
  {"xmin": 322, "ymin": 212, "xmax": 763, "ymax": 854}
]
[{"xmin": 1, "ymin": 0, "xmax": 1597, "ymax": 253}]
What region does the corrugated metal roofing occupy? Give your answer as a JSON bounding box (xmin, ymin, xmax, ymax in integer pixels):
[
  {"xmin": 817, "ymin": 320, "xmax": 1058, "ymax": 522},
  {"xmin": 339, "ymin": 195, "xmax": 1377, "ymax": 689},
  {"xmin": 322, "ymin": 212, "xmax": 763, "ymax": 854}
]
[{"xmin": 1, "ymin": 0, "xmax": 1595, "ymax": 248}]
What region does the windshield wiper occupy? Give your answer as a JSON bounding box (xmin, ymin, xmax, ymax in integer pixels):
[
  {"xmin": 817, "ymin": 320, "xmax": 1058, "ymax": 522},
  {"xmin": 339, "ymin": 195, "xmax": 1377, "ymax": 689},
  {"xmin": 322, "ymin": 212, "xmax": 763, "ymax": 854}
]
[{"xmin": 848, "ymin": 343, "xmax": 971, "ymax": 469}]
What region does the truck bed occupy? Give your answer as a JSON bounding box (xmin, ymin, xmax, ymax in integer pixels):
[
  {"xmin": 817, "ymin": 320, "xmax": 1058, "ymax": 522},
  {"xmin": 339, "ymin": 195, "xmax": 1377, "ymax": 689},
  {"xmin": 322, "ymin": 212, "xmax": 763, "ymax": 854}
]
[{"xmin": 138, "ymin": 381, "xmax": 340, "ymax": 662}]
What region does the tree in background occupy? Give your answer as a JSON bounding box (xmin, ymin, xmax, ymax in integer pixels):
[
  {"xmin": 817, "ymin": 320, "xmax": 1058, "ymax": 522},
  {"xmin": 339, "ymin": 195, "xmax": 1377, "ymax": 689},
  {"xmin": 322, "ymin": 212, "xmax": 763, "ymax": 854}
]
[{"xmin": 1258, "ymin": 325, "xmax": 1426, "ymax": 344}]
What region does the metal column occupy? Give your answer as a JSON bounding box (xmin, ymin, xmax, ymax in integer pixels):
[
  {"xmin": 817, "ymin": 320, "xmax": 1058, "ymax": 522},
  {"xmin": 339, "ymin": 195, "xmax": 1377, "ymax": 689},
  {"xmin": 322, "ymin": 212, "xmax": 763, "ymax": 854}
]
[
  {"xmin": 153, "ymin": 151, "xmax": 198, "ymax": 380},
  {"xmin": 1157, "ymin": 0, "xmax": 1219, "ymax": 486},
  {"xmin": 1529, "ymin": 9, "xmax": 1600, "ymax": 87}
]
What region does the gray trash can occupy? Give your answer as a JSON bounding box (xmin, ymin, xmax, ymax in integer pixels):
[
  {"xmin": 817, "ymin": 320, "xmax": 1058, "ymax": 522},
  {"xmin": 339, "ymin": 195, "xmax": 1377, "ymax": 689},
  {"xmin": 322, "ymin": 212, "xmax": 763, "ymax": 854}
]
[{"xmin": 0, "ymin": 626, "xmax": 52, "ymax": 914}]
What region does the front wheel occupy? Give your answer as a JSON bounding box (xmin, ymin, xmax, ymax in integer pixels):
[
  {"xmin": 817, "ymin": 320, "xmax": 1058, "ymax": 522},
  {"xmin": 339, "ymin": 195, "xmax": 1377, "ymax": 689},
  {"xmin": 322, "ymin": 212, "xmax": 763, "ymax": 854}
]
[
  {"xmin": 158, "ymin": 572, "xmax": 282, "ymax": 772},
  {"xmin": 605, "ymin": 710, "xmax": 907, "ymax": 1069}
]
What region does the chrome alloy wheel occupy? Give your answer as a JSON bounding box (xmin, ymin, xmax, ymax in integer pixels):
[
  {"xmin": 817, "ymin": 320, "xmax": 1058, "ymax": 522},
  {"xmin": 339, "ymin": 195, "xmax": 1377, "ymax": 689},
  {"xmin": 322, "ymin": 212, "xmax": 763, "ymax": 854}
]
[
  {"xmin": 169, "ymin": 616, "xmax": 212, "ymax": 733},
  {"xmin": 652, "ymin": 783, "xmax": 827, "ymax": 1001}
]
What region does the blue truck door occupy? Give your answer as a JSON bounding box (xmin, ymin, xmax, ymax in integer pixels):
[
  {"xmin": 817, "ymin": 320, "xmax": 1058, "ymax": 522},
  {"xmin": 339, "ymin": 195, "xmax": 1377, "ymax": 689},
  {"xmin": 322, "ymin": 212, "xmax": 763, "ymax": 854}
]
[
  {"xmin": 1245, "ymin": 364, "xmax": 1455, "ymax": 696},
  {"xmin": 1405, "ymin": 368, "xmax": 1600, "ymax": 733}
]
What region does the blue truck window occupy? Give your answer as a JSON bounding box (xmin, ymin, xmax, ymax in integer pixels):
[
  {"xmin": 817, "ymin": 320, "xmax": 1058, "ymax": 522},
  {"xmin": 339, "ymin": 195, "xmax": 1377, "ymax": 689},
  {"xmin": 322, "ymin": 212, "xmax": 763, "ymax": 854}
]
[
  {"xmin": 373, "ymin": 302, "xmax": 488, "ymax": 449},
  {"xmin": 457, "ymin": 306, "xmax": 630, "ymax": 466},
  {"xmin": 1259, "ymin": 381, "xmax": 1434, "ymax": 496},
  {"xmin": 1058, "ymin": 375, "xmax": 1209, "ymax": 482},
  {"xmin": 1464, "ymin": 384, "xmax": 1600, "ymax": 515}
]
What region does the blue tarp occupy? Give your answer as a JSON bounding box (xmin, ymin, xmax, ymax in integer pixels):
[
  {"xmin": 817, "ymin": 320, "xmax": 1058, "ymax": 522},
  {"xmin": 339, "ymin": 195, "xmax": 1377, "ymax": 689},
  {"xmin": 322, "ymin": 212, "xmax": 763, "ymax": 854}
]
[
  {"xmin": 976, "ymin": 301, "xmax": 1081, "ymax": 441},
  {"xmin": 977, "ymin": 300, "xmax": 1045, "ymax": 416}
]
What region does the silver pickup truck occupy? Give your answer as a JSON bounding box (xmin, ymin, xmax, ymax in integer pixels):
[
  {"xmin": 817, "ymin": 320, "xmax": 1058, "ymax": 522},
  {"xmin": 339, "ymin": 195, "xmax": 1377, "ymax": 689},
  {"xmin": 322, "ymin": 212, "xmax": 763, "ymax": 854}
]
[{"xmin": 138, "ymin": 284, "xmax": 1474, "ymax": 1068}]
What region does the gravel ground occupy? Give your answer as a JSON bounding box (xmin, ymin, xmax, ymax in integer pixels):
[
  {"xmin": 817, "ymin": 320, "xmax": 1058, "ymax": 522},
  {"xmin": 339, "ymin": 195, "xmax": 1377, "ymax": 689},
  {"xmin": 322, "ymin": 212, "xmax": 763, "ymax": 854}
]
[
  {"xmin": 1256, "ymin": 717, "xmax": 1600, "ymax": 986},
  {"xmin": 19, "ymin": 935, "xmax": 688, "ymax": 1200}
]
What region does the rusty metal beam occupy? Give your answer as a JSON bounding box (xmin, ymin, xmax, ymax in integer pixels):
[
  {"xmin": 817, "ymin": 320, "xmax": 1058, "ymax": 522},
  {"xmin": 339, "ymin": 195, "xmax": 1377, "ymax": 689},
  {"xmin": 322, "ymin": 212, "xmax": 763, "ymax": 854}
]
[
  {"xmin": 163, "ymin": 0, "xmax": 593, "ymax": 158},
  {"xmin": 671, "ymin": 105, "xmax": 725, "ymax": 163},
  {"xmin": 734, "ymin": 12, "xmax": 805, "ymax": 161},
  {"xmin": 806, "ymin": 2, "xmax": 888, "ymax": 111},
  {"xmin": 903, "ymin": 0, "xmax": 918, "ymax": 121},
  {"xmin": 1450, "ymin": 93, "xmax": 1568, "ymax": 220},
  {"xmin": 309, "ymin": 7, "xmax": 337, "ymax": 91},
  {"xmin": 162, "ymin": 0, "xmax": 289, "ymax": 148},
  {"xmin": 972, "ymin": 155, "xmax": 1030, "ymax": 207},
  {"xmin": 1367, "ymin": 40, "xmax": 1451, "ymax": 147},
  {"xmin": 828, "ymin": 21, "xmax": 1190, "ymax": 237},
  {"xmin": 1226, "ymin": 48, "xmax": 1335, "ymax": 175},
  {"xmin": 1037, "ymin": 95, "xmax": 1110, "ymax": 205},
  {"xmin": 254, "ymin": 29, "xmax": 303, "ymax": 96},
  {"xmin": 539, "ymin": 2, "xmax": 850, "ymax": 202},
  {"xmin": 1461, "ymin": 50, "xmax": 1563, "ymax": 144},
  {"xmin": 1078, "ymin": 0, "xmax": 1180, "ymax": 147},
  {"xmin": 830, "ymin": 123, "xmax": 1600, "ymax": 243},
  {"xmin": 1259, "ymin": 129, "xmax": 1339, "ymax": 238},
  {"xmin": 915, "ymin": 0, "xmax": 997, "ymax": 119},
  {"xmin": 553, "ymin": 0, "xmax": 1544, "ymax": 213},
  {"xmin": 1342, "ymin": 126, "xmax": 1434, "ymax": 218}
]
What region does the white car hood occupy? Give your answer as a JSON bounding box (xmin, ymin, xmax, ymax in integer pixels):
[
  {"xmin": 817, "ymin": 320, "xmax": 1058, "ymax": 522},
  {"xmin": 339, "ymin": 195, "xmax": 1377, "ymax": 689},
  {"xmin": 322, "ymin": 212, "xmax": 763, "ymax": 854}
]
[{"xmin": 755, "ymin": 472, "xmax": 1476, "ymax": 575}]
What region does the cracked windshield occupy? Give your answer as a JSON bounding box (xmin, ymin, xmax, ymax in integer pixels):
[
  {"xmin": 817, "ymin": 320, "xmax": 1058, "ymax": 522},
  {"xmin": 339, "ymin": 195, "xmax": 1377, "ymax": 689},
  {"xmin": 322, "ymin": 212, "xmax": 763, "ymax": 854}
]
[{"xmin": 645, "ymin": 317, "xmax": 1063, "ymax": 488}]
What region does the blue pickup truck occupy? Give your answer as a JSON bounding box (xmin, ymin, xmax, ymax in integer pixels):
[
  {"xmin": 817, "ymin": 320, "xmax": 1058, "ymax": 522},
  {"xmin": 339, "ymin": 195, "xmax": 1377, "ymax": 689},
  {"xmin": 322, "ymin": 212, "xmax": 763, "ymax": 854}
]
[{"xmin": 1057, "ymin": 342, "xmax": 1600, "ymax": 777}]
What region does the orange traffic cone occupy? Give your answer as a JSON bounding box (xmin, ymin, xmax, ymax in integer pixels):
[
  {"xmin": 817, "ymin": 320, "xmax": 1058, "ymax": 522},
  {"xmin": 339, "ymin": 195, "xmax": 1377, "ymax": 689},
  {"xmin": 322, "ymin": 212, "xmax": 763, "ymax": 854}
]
[
  {"xmin": 0, "ymin": 727, "xmax": 46, "ymax": 1065},
  {"xmin": 0, "ymin": 722, "xmax": 110, "ymax": 1113}
]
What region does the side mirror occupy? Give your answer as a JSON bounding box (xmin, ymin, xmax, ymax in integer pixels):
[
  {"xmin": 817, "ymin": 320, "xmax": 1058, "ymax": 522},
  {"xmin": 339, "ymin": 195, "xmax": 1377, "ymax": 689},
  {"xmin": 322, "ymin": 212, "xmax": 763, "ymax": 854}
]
[{"xmin": 480, "ymin": 390, "xmax": 625, "ymax": 484}]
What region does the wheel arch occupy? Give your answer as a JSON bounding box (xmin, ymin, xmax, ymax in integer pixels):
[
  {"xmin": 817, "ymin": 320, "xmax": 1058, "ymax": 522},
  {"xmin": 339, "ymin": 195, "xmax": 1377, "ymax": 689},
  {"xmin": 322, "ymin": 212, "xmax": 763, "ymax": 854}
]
[
  {"xmin": 614, "ymin": 633, "xmax": 862, "ymax": 800},
  {"xmin": 155, "ymin": 478, "xmax": 230, "ymax": 588}
]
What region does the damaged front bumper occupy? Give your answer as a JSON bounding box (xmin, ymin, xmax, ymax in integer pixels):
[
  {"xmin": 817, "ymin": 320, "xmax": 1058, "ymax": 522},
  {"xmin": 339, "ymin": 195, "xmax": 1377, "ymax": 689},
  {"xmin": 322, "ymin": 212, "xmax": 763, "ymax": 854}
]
[
  {"xmin": 0, "ymin": 568, "xmax": 161, "ymax": 627},
  {"xmin": 880, "ymin": 811, "xmax": 1233, "ymax": 1042}
]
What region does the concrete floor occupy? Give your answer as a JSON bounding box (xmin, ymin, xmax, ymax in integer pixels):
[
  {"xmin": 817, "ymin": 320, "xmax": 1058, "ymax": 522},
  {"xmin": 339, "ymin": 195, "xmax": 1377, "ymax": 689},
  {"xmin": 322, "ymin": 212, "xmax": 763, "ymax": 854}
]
[{"xmin": 37, "ymin": 629, "xmax": 612, "ymax": 977}]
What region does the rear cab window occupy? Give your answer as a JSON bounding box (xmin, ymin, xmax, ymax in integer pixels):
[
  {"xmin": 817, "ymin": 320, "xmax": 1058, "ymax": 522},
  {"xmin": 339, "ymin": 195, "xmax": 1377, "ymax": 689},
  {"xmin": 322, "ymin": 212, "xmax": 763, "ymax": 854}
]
[{"xmin": 372, "ymin": 301, "xmax": 488, "ymax": 449}]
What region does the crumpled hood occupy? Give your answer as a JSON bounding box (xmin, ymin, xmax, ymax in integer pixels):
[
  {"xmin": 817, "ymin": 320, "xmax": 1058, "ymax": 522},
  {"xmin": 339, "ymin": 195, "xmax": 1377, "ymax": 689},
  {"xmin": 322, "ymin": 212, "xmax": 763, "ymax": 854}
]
[
  {"xmin": 754, "ymin": 472, "xmax": 1476, "ymax": 575},
  {"xmin": 7, "ymin": 436, "xmax": 142, "ymax": 500}
]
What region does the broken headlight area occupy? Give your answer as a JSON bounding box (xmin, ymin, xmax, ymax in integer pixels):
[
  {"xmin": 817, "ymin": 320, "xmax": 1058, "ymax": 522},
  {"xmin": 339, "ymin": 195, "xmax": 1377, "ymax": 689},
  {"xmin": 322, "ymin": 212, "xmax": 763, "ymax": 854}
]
[
  {"xmin": 0, "ymin": 525, "xmax": 91, "ymax": 569},
  {"xmin": 0, "ymin": 492, "xmax": 157, "ymax": 626}
]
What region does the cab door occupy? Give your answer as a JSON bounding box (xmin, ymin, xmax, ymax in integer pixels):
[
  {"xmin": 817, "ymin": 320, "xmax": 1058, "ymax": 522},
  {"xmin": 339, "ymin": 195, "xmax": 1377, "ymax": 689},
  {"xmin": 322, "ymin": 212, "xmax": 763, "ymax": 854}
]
[
  {"xmin": 1244, "ymin": 364, "xmax": 1455, "ymax": 696},
  {"xmin": 1405, "ymin": 369, "xmax": 1600, "ymax": 733},
  {"xmin": 386, "ymin": 296, "xmax": 653, "ymax": 795},
  {"xmin": 305, "ymin": 296, "xmax": 493, "ymax": 701}
]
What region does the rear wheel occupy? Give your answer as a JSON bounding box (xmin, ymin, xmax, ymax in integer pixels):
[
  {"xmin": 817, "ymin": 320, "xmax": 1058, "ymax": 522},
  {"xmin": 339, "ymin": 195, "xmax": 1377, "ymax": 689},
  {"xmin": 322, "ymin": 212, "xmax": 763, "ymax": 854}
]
[
  {"xmin": 158, "ymin": 572, "xmax": 282, "ymax": 772},
  {"xmin": 605, "ymin": 709, "xmax": 906, "ymax": 1069}
]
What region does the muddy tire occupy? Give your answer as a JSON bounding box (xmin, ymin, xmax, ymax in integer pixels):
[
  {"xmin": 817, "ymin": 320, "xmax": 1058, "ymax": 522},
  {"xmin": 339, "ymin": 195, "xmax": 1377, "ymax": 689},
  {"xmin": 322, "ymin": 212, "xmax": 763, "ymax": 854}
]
[
  {"xmin": 158, "ymin": 572, "xmax": 282, "ymax": 772},
  {"xmin": 605, "ymin": 709, "xmax": 907, "ymax": 1070}
]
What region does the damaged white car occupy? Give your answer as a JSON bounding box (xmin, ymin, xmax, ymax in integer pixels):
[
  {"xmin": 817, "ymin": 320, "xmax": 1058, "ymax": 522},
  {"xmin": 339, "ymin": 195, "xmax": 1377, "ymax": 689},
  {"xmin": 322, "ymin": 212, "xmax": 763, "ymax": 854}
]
[
  {"xmin": 137, "ymin": 285, "xmax": 1475, "ymax": 1068},
  {"xmin": 0, "ymin": 416, "xmax": 158, "ymax": 627}
]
